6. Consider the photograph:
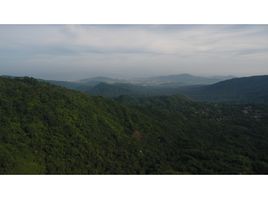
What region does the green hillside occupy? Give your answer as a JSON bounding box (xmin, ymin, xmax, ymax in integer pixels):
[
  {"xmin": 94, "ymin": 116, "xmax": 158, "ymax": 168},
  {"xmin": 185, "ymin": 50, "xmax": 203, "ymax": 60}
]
[
  {"xmin": 1, "ymin": 77, "xmax": 268, "ymax": 174},
  {"xmin": 179, "ymin": 75, "xmax": 268, "ymax": 104}
]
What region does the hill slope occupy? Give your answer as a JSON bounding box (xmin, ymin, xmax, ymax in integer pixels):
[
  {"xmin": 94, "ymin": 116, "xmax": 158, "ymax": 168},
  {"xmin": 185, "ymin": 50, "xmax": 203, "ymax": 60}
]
[
  {"xmin": 1, "ymin": 77, "xmax": 268, "ymax": 174},
  {"xmin": 179, "ymin": 75, "xmax": 268, "ymax": 104}
]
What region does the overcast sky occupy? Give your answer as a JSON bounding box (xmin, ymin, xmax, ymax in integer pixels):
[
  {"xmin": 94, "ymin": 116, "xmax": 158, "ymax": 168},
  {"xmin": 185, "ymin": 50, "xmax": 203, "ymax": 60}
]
[{"xmin": 0, "ymin": 25, "xmax": 268, "ymax": 80}]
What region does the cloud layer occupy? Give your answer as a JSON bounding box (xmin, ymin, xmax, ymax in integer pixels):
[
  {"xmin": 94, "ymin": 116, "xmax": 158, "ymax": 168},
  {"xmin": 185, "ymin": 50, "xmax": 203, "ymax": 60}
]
[{"xmin": 0, "ymin": 25, "xmax": 267, "ymax": 80}]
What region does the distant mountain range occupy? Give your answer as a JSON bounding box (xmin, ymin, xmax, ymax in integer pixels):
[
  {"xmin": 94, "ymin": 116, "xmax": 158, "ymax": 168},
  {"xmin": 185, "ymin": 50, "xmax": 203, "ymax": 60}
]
[
  {"xmin": 46, "ymin": 73, "xmax": 233, "ymax": 97},
  {"xmin": 46, "ymin": 74, "xmax": 268, "ymax": 104},
  {"xmin": 76, "ymin": 74, "xmax": 234, "ymax": 87},
  {"xmin": 78, "ymin": 76, "xmax": 128, "ymax": 86},
  {"xmin": 131, "ymin": 74, "xmax": 234, "ymax": 87}
]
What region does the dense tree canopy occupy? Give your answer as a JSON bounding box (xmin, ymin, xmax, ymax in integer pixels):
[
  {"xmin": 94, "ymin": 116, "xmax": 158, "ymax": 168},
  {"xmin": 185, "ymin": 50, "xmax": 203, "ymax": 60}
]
[{"xmin": 0, "ymin": 77, "xmax": 268, "ymax": 174}]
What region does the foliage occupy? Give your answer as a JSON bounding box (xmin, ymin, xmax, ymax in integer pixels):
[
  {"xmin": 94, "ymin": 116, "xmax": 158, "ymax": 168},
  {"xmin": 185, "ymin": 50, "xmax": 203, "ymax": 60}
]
[{"xmin": 0, "ymin": 77, "xmax": 268, "ymax": 174}]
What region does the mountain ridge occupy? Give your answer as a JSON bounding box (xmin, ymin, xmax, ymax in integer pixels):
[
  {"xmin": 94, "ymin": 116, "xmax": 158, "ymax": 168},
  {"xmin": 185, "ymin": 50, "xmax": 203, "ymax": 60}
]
[
  {"xmin": 75, "ymin": 73, "xmax": 233, "ymax": 87},
  {"xmin": 179, "ymin": 75, "xmax": 268, "ymax": 104},
  {"xmin": 46, "ymin": 75, "xmax": 268, "ymax": 104}
]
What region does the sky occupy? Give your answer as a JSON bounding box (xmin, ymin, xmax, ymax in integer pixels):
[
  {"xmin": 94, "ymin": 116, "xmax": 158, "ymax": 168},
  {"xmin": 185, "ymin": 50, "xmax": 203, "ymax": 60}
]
[{"xmin": 0, "ymin": 25, "xmax": 268, "ymax": 81}]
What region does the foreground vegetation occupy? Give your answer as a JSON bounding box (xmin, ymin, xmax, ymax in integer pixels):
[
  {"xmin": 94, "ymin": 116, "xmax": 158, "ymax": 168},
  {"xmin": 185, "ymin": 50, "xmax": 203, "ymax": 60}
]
[{"xmin": 0, "ymin": 77, "xmax": 268, "ymax": 174}]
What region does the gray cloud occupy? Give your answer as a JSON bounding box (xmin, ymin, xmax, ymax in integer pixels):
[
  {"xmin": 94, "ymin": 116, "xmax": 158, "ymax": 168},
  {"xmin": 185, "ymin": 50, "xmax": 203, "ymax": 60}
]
[{"xmin": 0, "ymin": 25, "xmax": 268, "ymax": 80}]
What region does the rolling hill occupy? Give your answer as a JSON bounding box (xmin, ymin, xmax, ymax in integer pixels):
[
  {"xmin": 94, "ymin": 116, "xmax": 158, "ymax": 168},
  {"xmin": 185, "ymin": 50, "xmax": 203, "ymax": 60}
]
[
  {"xmin": 81, "ymin": 82, "xmax": 181, "ymax": 97},
  {"xmin": 48, "ymin": 75, "xmax": 268, "ymax": 104},
  {"xmin": 47, "ymin": 73, "xmax": 232, "ymax": 94},
  {"xmin": 179, "ymin": 75, "xmax": 268, "ymax": 104}
]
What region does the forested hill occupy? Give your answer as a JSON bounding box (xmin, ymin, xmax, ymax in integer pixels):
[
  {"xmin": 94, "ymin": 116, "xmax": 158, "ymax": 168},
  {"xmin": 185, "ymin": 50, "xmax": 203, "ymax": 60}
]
[
  {"xmin": 1, "ymin": 76, "xmax": 268, "ymax": 174},
  {"xmin": 179, "ymin": 75, "xmax": 268, "ymax": 104}
]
